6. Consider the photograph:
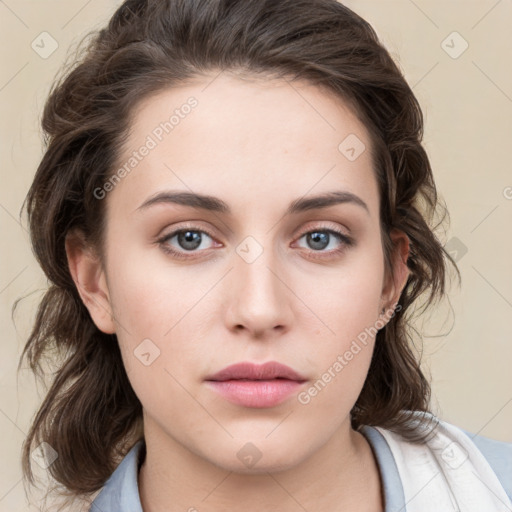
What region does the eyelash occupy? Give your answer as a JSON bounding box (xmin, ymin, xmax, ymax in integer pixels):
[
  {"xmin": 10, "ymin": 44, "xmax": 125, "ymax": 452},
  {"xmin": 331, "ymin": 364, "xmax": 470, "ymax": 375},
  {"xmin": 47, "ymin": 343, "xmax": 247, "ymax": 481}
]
[{"xmin": 156, "ymin": 224, "xmax": 355, "ymax": 261}]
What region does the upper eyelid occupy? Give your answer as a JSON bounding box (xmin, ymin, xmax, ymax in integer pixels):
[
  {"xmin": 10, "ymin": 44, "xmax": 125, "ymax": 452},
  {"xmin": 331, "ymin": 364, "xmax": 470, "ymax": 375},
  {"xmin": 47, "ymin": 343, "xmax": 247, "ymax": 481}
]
[
  {"xmin": 293, "ymin": 219, "xmax": 350, "ymax": 237},
  {"xmin": 161, "ymin": 222, "xmax": 348, "ymax": 237}
]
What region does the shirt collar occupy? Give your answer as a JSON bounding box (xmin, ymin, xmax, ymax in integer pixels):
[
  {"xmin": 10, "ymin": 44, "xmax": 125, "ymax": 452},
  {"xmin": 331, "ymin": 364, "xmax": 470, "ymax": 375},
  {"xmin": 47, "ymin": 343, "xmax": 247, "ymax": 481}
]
[{"xmin": 90, "ymin": 439, "xmax": 145, "ymax": 512}]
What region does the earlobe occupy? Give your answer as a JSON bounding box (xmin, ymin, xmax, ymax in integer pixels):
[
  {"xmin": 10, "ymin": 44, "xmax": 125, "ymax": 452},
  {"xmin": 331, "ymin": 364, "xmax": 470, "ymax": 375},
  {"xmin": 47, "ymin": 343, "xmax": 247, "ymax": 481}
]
[
  {"xmin": 380, "ymin": 228, "xmax": 410, "ymax": 317},
  {"xmin": 65, "ymin": 230, "xmax": 116, "ymax": 334}
]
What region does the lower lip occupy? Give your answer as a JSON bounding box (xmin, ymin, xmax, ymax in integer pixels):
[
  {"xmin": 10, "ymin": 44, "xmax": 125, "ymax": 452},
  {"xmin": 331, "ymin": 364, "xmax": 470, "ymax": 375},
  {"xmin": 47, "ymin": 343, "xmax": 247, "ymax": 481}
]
[{"xmin": 205, "ymin": 379, "xmax": 305, "ymax": 408}]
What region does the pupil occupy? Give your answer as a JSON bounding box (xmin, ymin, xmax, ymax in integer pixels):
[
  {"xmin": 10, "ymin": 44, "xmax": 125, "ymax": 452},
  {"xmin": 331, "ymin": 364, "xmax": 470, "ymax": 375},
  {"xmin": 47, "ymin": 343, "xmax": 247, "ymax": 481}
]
[
  {"xmin": 308, "ymin": 232, "xmax": 328, "ymax": 250},
  {"xmin": 178, "ymin": 231, "xmax": 201, "ymax": 250}
]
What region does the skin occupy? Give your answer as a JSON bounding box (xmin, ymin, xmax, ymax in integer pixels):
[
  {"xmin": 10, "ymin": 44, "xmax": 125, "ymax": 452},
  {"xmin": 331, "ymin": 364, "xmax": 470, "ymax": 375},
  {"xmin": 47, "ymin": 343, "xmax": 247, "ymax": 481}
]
[{"xmin": 66, "ymin": 72, "xmax": 410, "ymax": 512}]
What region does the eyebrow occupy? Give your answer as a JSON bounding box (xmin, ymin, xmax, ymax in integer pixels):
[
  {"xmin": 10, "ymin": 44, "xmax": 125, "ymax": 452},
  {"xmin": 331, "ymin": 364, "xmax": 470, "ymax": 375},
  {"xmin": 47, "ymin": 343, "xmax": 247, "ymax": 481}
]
[{"xmin": 135, "ymin": 190, "xmax": 370, "ymax": 216}]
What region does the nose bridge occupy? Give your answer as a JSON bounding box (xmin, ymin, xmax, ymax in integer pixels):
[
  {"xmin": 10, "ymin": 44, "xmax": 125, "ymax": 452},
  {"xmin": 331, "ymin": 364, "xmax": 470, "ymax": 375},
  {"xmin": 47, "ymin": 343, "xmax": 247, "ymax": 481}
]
[{"xmin": 227, "ymin": 234, "xmax": 291, "ymax": 333}]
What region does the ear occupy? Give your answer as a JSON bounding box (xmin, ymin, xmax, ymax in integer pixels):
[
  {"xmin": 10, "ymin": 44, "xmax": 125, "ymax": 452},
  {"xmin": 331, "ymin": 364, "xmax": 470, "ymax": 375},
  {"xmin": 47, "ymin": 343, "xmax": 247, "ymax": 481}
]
[
  {"xmin": 65, "ymin": 229, "xmax": 116, "ymax": 334},
  {"xmin": 379, "ymin": 228, "xmax": 410, "ymax": 317}
]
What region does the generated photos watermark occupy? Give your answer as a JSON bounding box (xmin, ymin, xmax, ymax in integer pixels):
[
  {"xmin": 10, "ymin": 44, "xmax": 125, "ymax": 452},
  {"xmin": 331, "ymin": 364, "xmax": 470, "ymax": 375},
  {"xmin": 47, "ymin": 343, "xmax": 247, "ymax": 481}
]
[
  {"xmin": 297, "ymin": 303, "xmax": 402, "ymax": 405},
  {"xmin": 93, "ymin": 96, "xmax": 198, "ymax": 200}
]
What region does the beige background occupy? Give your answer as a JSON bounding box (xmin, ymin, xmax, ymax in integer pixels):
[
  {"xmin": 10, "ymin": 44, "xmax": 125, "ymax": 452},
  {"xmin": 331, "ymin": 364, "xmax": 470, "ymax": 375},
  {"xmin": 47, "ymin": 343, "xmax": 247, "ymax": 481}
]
[{"xmin": 1, "ymin": 0, "xmax": 511, "ymax": 509}]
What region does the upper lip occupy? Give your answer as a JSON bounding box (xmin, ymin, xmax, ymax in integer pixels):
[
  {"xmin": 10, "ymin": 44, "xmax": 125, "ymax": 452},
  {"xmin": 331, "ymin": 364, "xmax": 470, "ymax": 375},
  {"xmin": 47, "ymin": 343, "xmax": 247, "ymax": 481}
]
[{"xmin": 205, "ymin": 361, "xmax": 307, "ymax": 382}]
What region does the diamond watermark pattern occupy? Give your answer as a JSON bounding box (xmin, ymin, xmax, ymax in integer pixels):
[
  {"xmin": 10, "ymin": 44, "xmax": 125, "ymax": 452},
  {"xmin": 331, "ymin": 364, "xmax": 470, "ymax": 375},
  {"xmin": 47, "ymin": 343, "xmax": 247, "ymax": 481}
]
[
  {"xmin": 31, "ymin": 442, "xmax": 58, "ymax": 469},
  {"xmin": 134, "ymin": 338, "xmax": 161, "ymax": 366},
  {"xmin": 236, "ymin": 236, "xmax": 264, "ymax": 264},
  {"xmin": 444, "ymin": 236, "xmax": 468, "ymax": 263},
  {"xmin": 338, "ymin": 134, "xmax": 366, "ymax": 161},
  {"xmin": 441, "ymin": 441, "xmax": 469, "ymax": 469},
  {"xmin": 236, "ymin": 442, "xmax": 263, "ymax": 468},
  {"xmin": 441, "ymin": 31, "xmax": 469, "ymax": 59},
  {"xmin": 31, "ymin": 32, "xmax": 58, "ymax": 59}
]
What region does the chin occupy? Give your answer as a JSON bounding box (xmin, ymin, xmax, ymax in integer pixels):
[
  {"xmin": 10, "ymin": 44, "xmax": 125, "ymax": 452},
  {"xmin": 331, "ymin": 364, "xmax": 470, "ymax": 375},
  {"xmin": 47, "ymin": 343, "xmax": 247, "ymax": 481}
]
[{"xmin": 205, "ymin": 437, "xmax": 309, "ymax": 475}]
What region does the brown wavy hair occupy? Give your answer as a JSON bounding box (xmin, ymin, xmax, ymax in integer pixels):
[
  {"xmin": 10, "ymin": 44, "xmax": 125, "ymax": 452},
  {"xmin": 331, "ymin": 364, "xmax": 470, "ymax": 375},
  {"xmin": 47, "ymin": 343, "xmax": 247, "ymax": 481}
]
[{"xmin": 16, "ymin": 0, "xmax": 460, "ymax": 505}]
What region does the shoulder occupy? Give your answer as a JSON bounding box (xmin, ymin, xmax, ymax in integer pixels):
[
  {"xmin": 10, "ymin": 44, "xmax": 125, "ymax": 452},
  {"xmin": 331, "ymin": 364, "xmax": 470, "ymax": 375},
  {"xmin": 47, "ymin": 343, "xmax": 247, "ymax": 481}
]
[
  {"xmin": 364, "ymin": 411, "xmax": 512, "ymax": 509},
  {"xmin": 458, "ymin": 426, "xmax": 512, "ymax": 500}
]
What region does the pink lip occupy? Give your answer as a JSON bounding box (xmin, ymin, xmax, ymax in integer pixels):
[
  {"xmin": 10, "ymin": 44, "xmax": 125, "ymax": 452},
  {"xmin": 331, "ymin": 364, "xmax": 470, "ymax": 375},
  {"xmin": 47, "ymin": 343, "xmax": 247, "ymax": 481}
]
[
  {"xmin": 204, "ymin": 361, "xmax": 307, "ymax": 408},
  {"xmin": 205, "ymin": 361, "xmax": 306, "ymax": 381}
]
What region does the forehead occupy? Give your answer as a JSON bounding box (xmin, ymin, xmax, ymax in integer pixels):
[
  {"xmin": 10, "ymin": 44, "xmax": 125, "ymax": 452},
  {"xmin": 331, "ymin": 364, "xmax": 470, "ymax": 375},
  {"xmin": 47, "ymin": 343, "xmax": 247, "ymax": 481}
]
[{"xmin": 108, "ymin": 72, "xmax": 379, "ymax": 220}]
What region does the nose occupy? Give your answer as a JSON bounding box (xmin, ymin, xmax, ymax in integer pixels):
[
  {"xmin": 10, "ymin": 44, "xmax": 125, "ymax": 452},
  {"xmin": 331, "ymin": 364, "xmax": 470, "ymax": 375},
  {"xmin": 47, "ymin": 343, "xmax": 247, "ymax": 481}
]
[{"xmin": 224, "ymin": 244, "xmax": 294, "ymax": 339}]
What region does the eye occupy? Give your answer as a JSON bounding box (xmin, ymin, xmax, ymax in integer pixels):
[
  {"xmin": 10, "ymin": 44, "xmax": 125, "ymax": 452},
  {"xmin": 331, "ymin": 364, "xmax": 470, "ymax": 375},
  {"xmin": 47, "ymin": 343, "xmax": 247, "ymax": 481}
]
[
  {"xmin": 156, "ymin": 225, "xmax": 354, "ymax": 260},
  {"xmin": 294, "ymin": 228, "xmax": 354, "ymax": 257},
  {"xmin": 157, "ymin": 227, "xmax": 218, "ymax": 259}
]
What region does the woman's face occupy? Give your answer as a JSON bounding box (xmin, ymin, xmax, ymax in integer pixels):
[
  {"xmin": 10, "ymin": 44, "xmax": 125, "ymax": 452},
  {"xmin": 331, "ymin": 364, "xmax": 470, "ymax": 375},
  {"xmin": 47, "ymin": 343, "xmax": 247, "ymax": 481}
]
[{"xmin": 73, "ymin": 73, "xmax": 407, "ymax": 472}]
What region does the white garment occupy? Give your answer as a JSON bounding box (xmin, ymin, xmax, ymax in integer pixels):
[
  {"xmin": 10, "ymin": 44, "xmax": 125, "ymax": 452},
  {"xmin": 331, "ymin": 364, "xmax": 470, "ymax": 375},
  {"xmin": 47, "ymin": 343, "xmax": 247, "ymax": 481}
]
[{"xmin": 375, "ymin": 411, "xmax": 512, "ymax": 512}]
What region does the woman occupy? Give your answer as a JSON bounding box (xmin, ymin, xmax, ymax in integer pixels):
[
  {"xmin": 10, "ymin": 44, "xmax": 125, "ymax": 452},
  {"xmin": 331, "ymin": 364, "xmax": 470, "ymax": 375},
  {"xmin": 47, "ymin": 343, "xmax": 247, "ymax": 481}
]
[{"xmin": 19, "ymin": 0, "xmax": 512, "ymax": 511}]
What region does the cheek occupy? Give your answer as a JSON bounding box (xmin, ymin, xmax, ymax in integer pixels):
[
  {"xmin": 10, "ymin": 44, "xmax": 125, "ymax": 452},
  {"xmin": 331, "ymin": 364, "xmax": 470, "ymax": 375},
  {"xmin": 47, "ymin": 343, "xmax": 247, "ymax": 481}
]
[
  {"xmin": 106, "ymin": 261, "xmax": 199, "ymax": 417},
  {"xmin": 105, "ymin": 251, "xmax": 215, "ymax": 387},
  {"xmin": 299, "ymin": 248, "xmax": 384, "ymax": 338},
  {"xmin": 297, "ymin": 246, "xmax": 384, "ymax": 396},
  {"xmin": 297, "ymin": 289, "xmax": 381, "ymax": 423},
  {"xmin": 106, "ymin": 250, "xmax": 205, "ymax": 340}
]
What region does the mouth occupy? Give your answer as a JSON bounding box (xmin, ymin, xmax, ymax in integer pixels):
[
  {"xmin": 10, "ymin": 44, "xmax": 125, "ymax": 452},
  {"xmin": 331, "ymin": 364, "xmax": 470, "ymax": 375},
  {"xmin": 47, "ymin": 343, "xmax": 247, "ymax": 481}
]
[
  {"xmin": 204, "ymin": 361, "xmax": 307, "ymax": 408},
  {"xmin": 205, "ymin": 360, "xmax": 307, "ymax": 382}
]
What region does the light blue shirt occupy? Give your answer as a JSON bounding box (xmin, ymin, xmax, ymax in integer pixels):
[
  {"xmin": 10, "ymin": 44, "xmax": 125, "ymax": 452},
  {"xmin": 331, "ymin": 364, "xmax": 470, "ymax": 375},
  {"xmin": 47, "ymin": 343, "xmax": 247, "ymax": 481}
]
[{"xmin": 90, "ymin": 425, "xmax": 512, "ymax": 511}]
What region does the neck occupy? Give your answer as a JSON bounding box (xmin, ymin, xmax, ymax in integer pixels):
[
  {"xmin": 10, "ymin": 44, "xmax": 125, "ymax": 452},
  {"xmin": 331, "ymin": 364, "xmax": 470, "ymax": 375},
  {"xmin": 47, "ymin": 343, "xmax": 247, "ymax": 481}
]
[{"xmin": 138, "ymin": 416, "xmax": 383, "ymax": 512}]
